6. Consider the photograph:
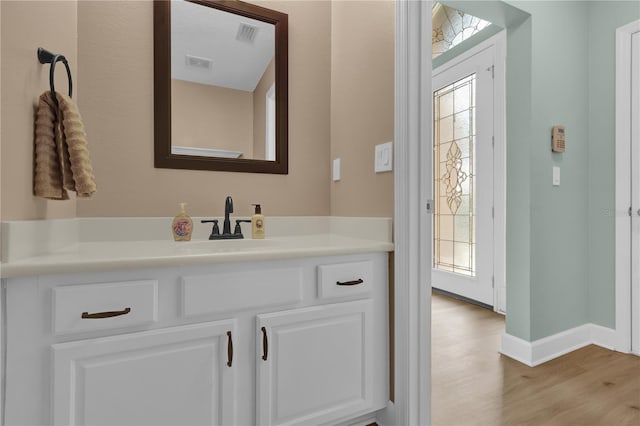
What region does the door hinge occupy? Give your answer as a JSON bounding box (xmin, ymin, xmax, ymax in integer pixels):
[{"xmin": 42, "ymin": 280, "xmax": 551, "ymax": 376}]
[
  {"xmin": 426, "ymin": 200, "xmax": 434, "ymax": 214},
  {"xmin": 492, "ymin": 136, "xmax": 495, "ymax": 148},
  {"xmin": 629, "ymin": 206, "xmax": 633, "ymax": 217},
  {"xmin": 492, "ymin": 206, "xmax": 495, "ymax": 219},
  {"xmin": 492, "ymin": 276, "xmax": 495, "ymax": 288},
  {"xmin": 487, "ymin": 65, "xmax": 495, "ymax": 79}
]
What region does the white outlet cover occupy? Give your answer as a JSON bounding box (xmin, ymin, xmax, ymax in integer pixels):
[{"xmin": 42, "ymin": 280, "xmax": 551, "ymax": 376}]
[
  {"xmin": 333, "ymin": 158, "xmax": 341, "ymax": 182},
  {"xmin": 553, "ymin": 166, "xmax": 560, "ymax": 186},
  {"xmin": 375, "ymin": 141, "xmax": 393, "ymax": 173}
]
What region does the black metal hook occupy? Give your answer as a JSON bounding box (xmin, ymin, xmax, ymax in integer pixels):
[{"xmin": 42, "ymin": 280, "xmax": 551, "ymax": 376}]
[{"xmin": 37, "ymin": 47, "xmax": 73, "ymax": 106}]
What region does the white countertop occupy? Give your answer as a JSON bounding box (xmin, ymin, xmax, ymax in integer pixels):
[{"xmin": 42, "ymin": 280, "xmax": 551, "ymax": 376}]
[{"xmin": 0, "ymin": 217, "xmax": 394, "ymax": 278}]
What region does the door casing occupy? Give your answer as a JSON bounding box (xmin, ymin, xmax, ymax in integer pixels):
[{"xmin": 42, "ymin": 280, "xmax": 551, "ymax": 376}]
[{"xmin": 614, "ymin": 19, "xmax": 640, "ymax": 355}]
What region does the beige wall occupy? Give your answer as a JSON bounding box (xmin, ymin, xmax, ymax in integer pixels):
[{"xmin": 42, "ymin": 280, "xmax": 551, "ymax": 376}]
[
  {"xmin": 171, "ymin": 80, "xmax": 254, "ymax": 156},
  {"xmin": 76, "ymin": 0, "xmax": 331, "ymax": 218},
  {"xmin": 0, "ymin": 1, "xmax": 78, "ymax": 220},
  {"xmin": 253, "ymin": 58, "xmax": 276, "ymax": 160},
  {"xmin": 330, "ymin": 0, "xmax": 395, "ymax": 218},
  {"xmin": 0, "ymin": 1, "xmax": 394, "ymax": 221}
]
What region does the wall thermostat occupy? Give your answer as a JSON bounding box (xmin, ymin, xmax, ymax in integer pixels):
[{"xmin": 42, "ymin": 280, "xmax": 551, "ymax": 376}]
[{"xmin": 552, "ymin": 125, "xmax": 565, "ymax": 153}]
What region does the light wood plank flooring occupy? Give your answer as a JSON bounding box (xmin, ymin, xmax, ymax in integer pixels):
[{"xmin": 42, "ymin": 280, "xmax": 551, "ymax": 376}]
[{"xmin": 432, "ymin": 292, "xmax": 640, "ymax": 426}]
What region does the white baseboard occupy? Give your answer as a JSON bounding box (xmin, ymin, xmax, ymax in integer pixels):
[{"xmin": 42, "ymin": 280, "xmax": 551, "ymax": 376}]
[
  {"xmin": 500, "ymin": 323, "xmax": 617, "ymax": 367},
  {"xmin": 590, "ymin": 323, "xmax": 617, "ymax": 350},
  {"xmin": 500, "ymin": 333, "xmax": 535, "ymax": 366}
]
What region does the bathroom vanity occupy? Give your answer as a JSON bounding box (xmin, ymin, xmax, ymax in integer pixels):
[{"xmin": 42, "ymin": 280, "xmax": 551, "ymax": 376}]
[{"xmin": 0, "ymin": 217, "xmax": 392, "ymax": 426}]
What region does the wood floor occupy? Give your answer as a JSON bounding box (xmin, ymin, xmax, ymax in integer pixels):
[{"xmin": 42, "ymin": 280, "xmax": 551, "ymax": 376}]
[{"xmin": 431, "ymin": 292, "xmax": 640, "ymax": 426}]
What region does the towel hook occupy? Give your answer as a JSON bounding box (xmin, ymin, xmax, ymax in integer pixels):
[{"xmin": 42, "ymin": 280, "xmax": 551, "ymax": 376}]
[{"xmin": 37, "ymin": 47, "xmax": 73, "ymax": 107}]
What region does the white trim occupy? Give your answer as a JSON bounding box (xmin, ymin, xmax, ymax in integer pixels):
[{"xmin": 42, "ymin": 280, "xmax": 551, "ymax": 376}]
[
  {"xmin": 432, "ymin": 30, "xmax": 504, "ymax": 76},
  {"xmin": 500, "ymin": 324, "xmax": 618, "ymax": 367},
  {"xmin": 614, "ymin": 19, "xmax": 640, "ymax": 354},
  {"xmin": 493, "ymin": 32, "xmax": 507, "ymax": 315},
  {"xmin": 393, "ymin": 1, "xmax": 431, "ymax": 425},
  {"xmin": 265, "ymin": 83, "xmax": 276, "ymax": 161},
  {"xmin": 170, "ymin": 146, "xmax": 242, "ymax": 158},
  {"xmin": 530, "ymin": 325, "xmax": 592, "ymax": 366},
  {"xmin": 632, "ymin": 30, "xmax": 640, "ymax": 355},
  {"xmin": 500, "ymin": 333, "xmax": 535, "ymax": 366},
  {"xmin": 591, "ymin": 323, "xmax": 618, "ymax": 350}
]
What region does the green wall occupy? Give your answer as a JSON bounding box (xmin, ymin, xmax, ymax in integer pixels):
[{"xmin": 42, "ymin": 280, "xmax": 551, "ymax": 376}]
[
  {"xmin": 527, "ymin": 1, "xmax": 591, "ymax": 339},
  {"xmin": 503, "ymin": 13, "xmax": 532, "ymax": 340},
  {"xmin": 587, "ymin": 1, "xmax": 640, "ymax": 328},
  {"xmin": 503, "ymin": 1, "xmax": 592, "ymax": 340},
  {"xmin": 439, "ymin": 1, "xmax": 639, "ymax": 341}
]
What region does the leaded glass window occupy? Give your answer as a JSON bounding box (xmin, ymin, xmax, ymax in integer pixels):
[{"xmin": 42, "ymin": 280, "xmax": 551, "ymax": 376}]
[
  {"xmin": 432, "ymin": 3, "xmax": 491, "ymax": 59},
  {"xmin": 433, "ymin": 74, "xmax": 476, "ymax": 276}
]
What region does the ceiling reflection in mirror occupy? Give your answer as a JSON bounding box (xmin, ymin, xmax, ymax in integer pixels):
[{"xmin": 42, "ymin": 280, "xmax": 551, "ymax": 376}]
[{"xmin": 171, "ymin": 0, "xmax": 275, "ymax": 161}]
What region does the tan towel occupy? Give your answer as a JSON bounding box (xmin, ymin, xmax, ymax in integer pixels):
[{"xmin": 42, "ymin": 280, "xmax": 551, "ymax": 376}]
[{"xmin": 34, "ymin": 91, "xmax": 96, "ymax": 199}]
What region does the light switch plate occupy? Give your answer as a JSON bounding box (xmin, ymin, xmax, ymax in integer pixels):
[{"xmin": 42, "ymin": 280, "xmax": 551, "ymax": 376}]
[
  {"xmin": 333, "ymin": 158, "xmax": 341, "ymax": 182},
  {"xmin": 553, "ymin": 166, "xmax": 560, "ymax": 186},
  {"xmin": 375, "ymin": 141, "xmax": 393, "ymax": 173}
]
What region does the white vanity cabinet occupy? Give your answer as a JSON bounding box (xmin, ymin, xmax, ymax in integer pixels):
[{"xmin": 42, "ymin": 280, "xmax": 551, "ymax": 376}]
[
  {"xmin": 2, "ymin": 252, "xmax": 389, "ymax": 426},
  {"xmin": 52, "ymin": 320, "xmax": 237, "ymax": 426},
  {"xmin": 256, "ymin": 300, "xmax": 375, "ymax": 426}
]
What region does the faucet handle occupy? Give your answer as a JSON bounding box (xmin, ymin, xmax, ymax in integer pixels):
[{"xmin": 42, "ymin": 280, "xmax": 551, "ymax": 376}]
[
  {"xmin": 234, "ymin": 219, "xmax": 251, "ymax": 237},
  {"xmin": 201, "ymin": 219, "xmax": 220, "ymax": 239}
]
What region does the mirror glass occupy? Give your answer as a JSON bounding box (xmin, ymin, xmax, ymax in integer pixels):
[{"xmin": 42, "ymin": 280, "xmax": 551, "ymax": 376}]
[{"xmin": 154, "ymin": 0, "xmax": 288, "ymax": 174}]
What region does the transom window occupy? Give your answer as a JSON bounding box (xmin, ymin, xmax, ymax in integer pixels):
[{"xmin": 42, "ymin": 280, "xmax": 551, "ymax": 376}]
[{"xmin": 432, "ymin": 3, "xmax": 491, "ymax": 59}]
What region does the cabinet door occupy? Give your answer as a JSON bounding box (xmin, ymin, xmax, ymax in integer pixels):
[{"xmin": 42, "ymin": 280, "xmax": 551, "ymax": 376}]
[
  {"xmin": 52, "ymin": 321, "xmax": 237, "ymax": 426},
  {"xmin": 257, "ymin": 300, "xmax": 374, "ymax": 425}
]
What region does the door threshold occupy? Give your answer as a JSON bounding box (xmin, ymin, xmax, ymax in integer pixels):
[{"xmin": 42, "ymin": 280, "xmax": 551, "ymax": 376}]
[{"xmin": 432, "ymin": 287, "xmax": 493, "ymax": 311}]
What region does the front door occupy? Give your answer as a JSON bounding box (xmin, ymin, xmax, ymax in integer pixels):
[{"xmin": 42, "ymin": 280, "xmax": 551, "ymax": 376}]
[{"xmin": 432, "ymin": 46, "xmax": 494, "ymax": 307}]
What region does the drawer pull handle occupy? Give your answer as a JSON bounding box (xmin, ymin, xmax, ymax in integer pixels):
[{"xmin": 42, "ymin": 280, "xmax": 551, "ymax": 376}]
[
  {"xmin": 261, "ymin": 326, "xmax": 268, "ymax": 361},
  {"xmin": 81, "ymin": 307, "xmax": 131, "ymax": 319},
  {"xmin": 227, "ymin": 331, "xmax": 233, "ymax": 367},
  {"xmin": 336, "ymin": 278, "xmax": 364, "ymax": 286}
]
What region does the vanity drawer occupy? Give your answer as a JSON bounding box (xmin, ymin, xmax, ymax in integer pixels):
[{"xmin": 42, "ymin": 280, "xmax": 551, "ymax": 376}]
[
  {"xmin": 182, "ymin": 267, "xmax": 303, "ymax": 317},
  {"xmin": 317, "ymin": 260, "xmax": 373, "ymax": 300},
  {"xmin": 53, "ymin": 280, "xmax": 158, "ymax": 335}
]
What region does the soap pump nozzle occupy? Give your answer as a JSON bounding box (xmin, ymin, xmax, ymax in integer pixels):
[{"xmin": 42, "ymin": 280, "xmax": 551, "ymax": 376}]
[{"xmin": 251, "ymin": 204, "xmax": 265, "ymax": 239}]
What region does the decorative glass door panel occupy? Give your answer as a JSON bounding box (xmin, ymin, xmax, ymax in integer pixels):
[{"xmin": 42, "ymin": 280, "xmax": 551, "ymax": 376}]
[{"xmin": 434, "ymin": 74, "xmax": 476, "ymax": 276}]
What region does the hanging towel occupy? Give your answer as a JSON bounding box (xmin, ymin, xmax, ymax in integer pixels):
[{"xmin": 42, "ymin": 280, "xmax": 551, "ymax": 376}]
[{"xmin": 34, "ymin": 91, "xmax": 96, "ymax": 199}]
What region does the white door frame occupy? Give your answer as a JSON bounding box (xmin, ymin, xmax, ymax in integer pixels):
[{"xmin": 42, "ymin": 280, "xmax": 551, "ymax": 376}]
[
  {"xmin": 431, "ymin": 31, "xmax": 507, "ymax": 313},
  {"xmin": 614, "ymin": 19, "xmax": 640, "ymax": 354},
  {"xmin": 390, "ymin": 0, "xmax": 431, "ymax": 425}
]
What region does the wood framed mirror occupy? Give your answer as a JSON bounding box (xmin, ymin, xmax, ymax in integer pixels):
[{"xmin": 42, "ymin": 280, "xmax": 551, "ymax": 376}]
[{"xmin": 154, "ymin": 0, "xmax": 288, "ymax": 174}]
